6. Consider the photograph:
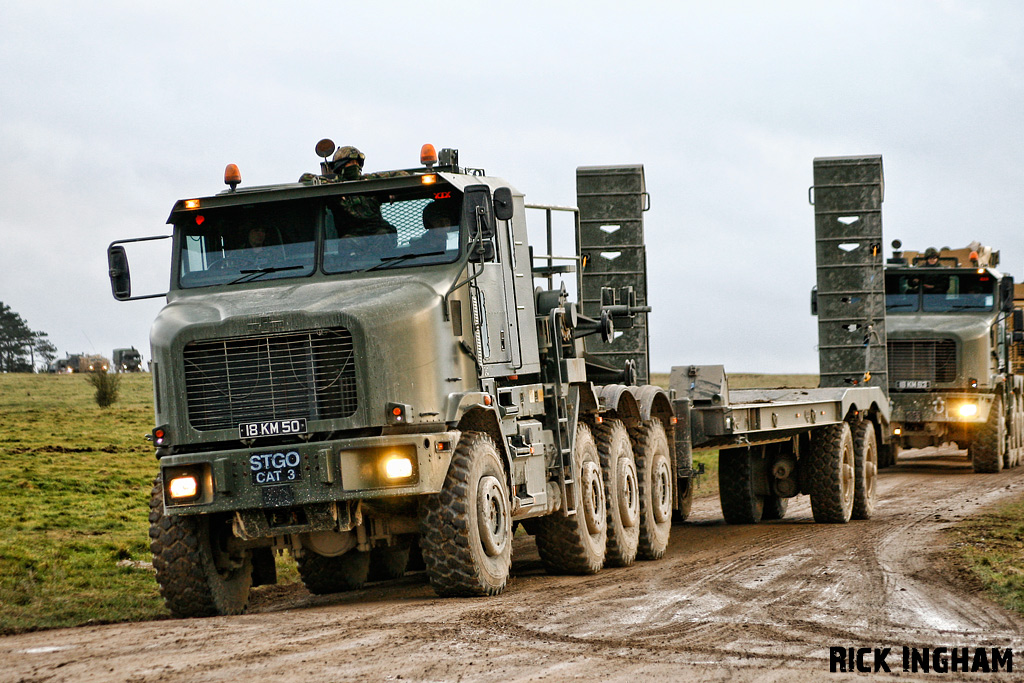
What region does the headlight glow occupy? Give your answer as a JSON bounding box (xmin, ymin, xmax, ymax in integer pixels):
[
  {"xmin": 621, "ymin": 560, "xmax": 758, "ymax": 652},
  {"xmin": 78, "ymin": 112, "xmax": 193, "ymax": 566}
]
[
  {"xmin": 168, "ymin": 476, "xmax": 198, "ymax": 499},
  {"xmin": 959, "ymin": 403, "xmax": 979, "ymax": 417},
  {"xmin": 383, "ymin": 455, "xmax": 414, "ymax": 480}
]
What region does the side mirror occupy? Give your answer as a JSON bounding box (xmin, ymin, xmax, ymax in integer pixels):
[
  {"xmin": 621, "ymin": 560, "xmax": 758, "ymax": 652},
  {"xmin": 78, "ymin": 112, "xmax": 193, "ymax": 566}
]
[
  {"xmin": 810, "ymin": 286, "xmax": 818, "ymax": 316},
  {"xmin": 108, "ymin": 245, "xmax": 132, "ymax": 300},
  {"xmin": 1001, "ymin": 276, "xmax": 1015, "ymax": 312},
  {"xmin": 1014, "ymin": 308, "xmax": 1023, "ymax": 334},
  {"xmin": 464, "ymin": 185, "xmax": 495, "ymax": 239},
  {"xmin": 493, "ymin": 187, "xmax": 514, "ymax": 221}
]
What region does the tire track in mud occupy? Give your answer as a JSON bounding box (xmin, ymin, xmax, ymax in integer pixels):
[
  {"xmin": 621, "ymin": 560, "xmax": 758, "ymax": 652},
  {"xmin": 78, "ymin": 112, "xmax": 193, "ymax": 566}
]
[{"xmin": 4, "ymin": 446, "xmax": 1024, "ymax": 682}]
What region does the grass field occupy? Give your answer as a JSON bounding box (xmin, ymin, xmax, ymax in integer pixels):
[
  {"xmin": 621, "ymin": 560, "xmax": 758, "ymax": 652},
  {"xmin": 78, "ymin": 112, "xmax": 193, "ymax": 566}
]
[
  {"xmin": 948, "ymin": 498, "xmax": 1024, "ymax": 615},
  {"xmin": 0, "ymin": 373, "xmax": 165, "ymax": 634}
]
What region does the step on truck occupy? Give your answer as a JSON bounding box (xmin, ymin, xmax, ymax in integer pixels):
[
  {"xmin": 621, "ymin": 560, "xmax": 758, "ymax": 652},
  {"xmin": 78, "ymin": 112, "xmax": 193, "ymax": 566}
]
[
  {"xmin": 669, "ymin": 155, "xmax": 892, "ymax": 526},
  {"xmin": 107, "ymin": 143, "xmax": 679, "ymax": 617},
  {"xmin": 882, "ymin": 240, "xmax": 1024, "ymax": 472}
]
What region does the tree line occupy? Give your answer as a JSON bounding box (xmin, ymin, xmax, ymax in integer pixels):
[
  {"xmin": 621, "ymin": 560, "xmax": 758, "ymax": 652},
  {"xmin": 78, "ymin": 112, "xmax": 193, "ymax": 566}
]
[{"xmin": 0, "ymin": 301, "xmax": 57, "ymax": 372}]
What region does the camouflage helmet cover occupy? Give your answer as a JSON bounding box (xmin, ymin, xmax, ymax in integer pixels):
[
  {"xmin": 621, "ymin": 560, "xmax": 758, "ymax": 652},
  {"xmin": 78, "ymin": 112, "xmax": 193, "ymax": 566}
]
[{"xmin": 332, "ymin": 146, "xmax": 365, "ymax": 168}]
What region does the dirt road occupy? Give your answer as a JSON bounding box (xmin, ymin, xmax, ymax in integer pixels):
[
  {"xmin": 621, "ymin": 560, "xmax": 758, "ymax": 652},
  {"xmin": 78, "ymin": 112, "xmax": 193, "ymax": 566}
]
[{"xmin": 4, "ymin": 446, "xmax": 1024, "ymax": 682}]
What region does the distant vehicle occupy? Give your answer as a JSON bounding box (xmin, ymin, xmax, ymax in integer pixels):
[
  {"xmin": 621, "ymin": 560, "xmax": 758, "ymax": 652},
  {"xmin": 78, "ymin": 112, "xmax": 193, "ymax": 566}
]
[
  {"xmin": 113, "ymin": 347, "xmax": 143, "ymax": 372},
  {"xmin": 56, "ymin": 353, "xmax": 110, "ymax": 373}
]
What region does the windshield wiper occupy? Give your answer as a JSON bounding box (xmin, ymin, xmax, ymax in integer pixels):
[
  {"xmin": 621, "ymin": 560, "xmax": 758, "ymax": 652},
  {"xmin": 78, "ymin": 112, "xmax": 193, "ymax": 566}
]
[
  {"xmin": 229, "ymin": 265, "xmax": 305, "ymax": 284},
  {"xmin": 360, "ymin": 250, "xmax": 447, "ymax": 273}
]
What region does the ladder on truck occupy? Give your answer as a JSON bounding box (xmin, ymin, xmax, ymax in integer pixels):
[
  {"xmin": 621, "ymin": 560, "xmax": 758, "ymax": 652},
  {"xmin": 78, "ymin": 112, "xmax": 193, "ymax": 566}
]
[
  {"xmin": 811, "ymin": 155, "xmax": 889, "ymax": 391},
  {"xmin": 575, "ymin": 165, "xmax": 652, "ymax": 385}
]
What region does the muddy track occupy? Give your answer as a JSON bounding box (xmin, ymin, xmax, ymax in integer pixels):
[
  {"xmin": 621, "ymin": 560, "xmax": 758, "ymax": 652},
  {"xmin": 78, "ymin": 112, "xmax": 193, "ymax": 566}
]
[{"xmin": 4, "ymin": 446, "xmax": 1024, "ymax": 682}]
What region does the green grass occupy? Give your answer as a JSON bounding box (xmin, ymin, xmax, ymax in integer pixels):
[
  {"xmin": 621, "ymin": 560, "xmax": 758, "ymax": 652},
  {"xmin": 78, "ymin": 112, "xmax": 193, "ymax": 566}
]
[
  {"xmin": 0, "ymin": 373, "xmax": 166, "ymax": 634},
  {"xmin": 947, "ymin": 496, "xmax": 1024, "ymax": 615}
]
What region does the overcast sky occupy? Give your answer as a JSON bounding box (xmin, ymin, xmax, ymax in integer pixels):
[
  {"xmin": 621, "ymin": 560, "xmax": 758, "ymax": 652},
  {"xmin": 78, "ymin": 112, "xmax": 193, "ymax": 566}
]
[{"xmin": 1, "ymin": 1, "xmax": 1021, "ymax": 374}]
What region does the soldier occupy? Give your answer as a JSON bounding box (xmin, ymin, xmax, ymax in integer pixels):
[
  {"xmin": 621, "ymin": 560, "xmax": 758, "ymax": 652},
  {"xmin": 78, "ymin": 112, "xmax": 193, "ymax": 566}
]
[
  {"xmin": 330, "ymin": 145, "xmax": 366, "ymax": 181},
  {"xmin": 921, "ymin": 247, "xmax": 941, "ymax": 267}
]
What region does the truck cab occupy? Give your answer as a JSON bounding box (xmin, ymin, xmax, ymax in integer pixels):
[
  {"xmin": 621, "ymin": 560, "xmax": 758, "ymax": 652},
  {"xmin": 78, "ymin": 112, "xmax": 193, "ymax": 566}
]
[{"xmin": 883, "ymin": 242, "xmax": 1024, "ymax": 470}]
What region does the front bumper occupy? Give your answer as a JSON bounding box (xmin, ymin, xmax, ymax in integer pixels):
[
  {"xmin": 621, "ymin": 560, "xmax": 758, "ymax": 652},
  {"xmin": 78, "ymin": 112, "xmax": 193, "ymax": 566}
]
[
  {"xmin": 890, "ymin": 392, "xmax": 993, "ymax": 428},
  {"xmin": 159, "ymin": 430, "xmax": 459, "ymax": 516}
]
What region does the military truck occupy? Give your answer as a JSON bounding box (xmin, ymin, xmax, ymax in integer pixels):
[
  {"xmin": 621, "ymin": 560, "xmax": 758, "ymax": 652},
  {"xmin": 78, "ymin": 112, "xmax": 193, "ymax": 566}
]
[
  {"xmin": 56, "ymin": 353, "xmax": 109, "ymax": 373},
  {"xmin": 107, "ymin": 143, "xmax": 680, "ymax": 617},
  {"xmin": 883, "ymin": 241, "xmax": 1024, "ymax": 472},
  {"xmin": 113, "ymin": 347, "xmax": 143, "ymax": 372}
]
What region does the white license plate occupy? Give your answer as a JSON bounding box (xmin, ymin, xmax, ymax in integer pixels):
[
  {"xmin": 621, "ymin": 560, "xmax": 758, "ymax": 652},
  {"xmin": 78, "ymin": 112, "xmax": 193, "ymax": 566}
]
[{"xmin": 238, "ymin": 418, "xmax": 307, "ymax": 439}]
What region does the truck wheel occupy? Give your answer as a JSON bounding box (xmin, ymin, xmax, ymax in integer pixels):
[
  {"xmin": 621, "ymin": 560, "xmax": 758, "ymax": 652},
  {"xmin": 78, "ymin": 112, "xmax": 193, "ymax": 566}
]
[
  {"xmin": 632, "ymin": 420, "xmax": 672, "ymax": 560},
  {"xmin": 806, "ymin": 422, "xmax": 855, "ymax": 523},
  {"xmin": 672, "ymin": 477, "xmax": 694, "ymax": 524},
  {"xmin": 418, "ymin": 431, "xmax": 512, "ymax": 596},
  {"xmin": 971, "ymin": 395, "xmax": 1005, "ymax": 473},
  {"xmin": 148, "ymin": 477, "xmax": 252, "ymax": 617},
  {"xmin": 851, "ymin": 420, "xmax": 878, "ymax": 520},
  {"xmin": 368, "ymin": 545, "xmax": 411, "ymax": 582},
  {"xmin": 761, "ymin": 496, "xmax": 788, "ymax": 520},
  {"xmin": 596, "ymin": 419, "xmax": 640, "ymax": 567},
  {"xmin": 719, "ymin": 446, "xmax": 764, "ymax": 524},
  {"xmin": 535, "ymin": 424, "xmax": 607, "ymax": 574},
  {"xmin": 297, "ymin": 549, "xmax": 370, "ymax": 594}
]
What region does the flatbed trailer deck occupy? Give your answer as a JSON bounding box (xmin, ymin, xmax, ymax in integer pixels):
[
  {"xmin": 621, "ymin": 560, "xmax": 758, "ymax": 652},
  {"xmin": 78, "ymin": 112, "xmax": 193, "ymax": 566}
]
[{"xmin": 670, "ymin": 365, "xmax": 890, "ymax": 525}]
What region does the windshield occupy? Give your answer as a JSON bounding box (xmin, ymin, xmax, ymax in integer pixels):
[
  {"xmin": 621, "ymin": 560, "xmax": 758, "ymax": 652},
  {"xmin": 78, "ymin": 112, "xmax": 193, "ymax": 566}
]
[
  {"xmin": 885, "ymin": 271, "xmax": 996, "ymax": 313},
  {"xmin": 176, "ymin": 187, "xmax": 463, "ymax": 288},
  {"xmin": 323, "ymin": 191, "xmax": 461, "ymax": 274}
]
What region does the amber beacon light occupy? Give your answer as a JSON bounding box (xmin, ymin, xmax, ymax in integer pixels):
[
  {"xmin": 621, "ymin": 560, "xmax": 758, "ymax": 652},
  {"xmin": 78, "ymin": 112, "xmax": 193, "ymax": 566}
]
[
  {"xmin": 420, "ymin": 144, "xmax": 438, "ymax": 168},
  {"xmin": 224, "ymin": 163, "xmax": 241, "ymax": 190}
]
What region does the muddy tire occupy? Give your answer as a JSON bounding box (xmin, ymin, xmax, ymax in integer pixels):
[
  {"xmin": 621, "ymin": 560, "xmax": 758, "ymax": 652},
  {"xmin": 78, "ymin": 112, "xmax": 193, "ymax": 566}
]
[
  {"xmin": 631, "ymin": 420, "xmax": 672, "ymax": 560},
  {"xmin": 535, "ymin": 424, "xmax": 607, "ymax": 575},
  {"xmin": 368, "ymin": 545, "xmax": 411, "ymax": 582},
  {"xmin": 672, "ymin": 477, "xmax": 694, "ymax": 524},
  {"xmin": 596, "ymin": 419, "xmax": 640, "ymax": 567},
  {"xmin": 971, "ymin": 395, "xmax": 1004, "ymax": 473},
  {"xmin": 761, "ymin": 496, "xmax": 788, "ymax": 520},
  {"xmin": 297, "ymin": 549, "xmax": 371, "ymax": 594},
  {"xmin": 719, "ymin": 446, "xmax": 764, "ymax": 524},
  {"xmin": 806, "ymin": 422, "xmax": 855, "ymax": 523},
  {"xmin": 148, "ymin": 477, "xmax": 252, "ymax": 617},
  {"xmin": 851, "ymin": 420, "xmax": 878, "ymax": 520},
  {"xmin": 419, "ymin": 431, "xmax": 512, "ymax": 596}
]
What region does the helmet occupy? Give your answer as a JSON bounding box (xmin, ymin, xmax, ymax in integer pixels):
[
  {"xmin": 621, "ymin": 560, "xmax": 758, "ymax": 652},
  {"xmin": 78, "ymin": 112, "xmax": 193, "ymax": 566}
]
[
  {"xmin": 924, "ymin": 247, "xmax": 940, "ymax": 258},
  {"xmin": 332, "ymin": 146, "xmax": 365, "ymax": 169}
]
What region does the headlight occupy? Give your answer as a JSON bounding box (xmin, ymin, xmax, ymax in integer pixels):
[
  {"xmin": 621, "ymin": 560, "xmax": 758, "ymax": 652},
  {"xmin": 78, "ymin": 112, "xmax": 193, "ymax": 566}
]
[
  {"xmin": 383, "ymin": 455, "xmax": 414, "ymax": 480},
  {"xmin": 958, "ymin": 403, "xmax": 979, "ymax": 417},
  {"xmin": 168, "ymin": 475, "xmax": 198, "ymax": 499}
]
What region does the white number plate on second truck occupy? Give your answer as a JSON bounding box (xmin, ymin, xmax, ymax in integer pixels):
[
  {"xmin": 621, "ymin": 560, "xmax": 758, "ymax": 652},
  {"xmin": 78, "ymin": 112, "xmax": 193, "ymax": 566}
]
[
  {"xmin": 250, "ymin": 451, "xmax": 302, "ymax": 485},
  {"xmin": 238, "ymin": 418, "xmax": 307, "ymax": 439}
]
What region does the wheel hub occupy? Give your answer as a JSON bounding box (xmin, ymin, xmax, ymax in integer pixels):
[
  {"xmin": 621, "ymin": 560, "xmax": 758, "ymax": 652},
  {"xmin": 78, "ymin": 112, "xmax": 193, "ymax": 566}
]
[
  {"xmin": 580, "ymin": 461, "xmax": 606, "ymax": 535},
  {"xmin": 477, "ymin": 475, "xmax": 509, "ymax": 557}
]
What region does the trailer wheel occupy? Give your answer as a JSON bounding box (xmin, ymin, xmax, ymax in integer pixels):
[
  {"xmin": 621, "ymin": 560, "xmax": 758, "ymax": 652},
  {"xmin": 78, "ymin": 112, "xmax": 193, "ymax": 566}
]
[
  {"xmin": 297, "ymin": 549, "xmax": 371, "ymax": 594},
  {"xmin": 596, "ymin": 419, "xmax": 640, "ymax": 567},
  {"xmin": 367, "ymin": 544, "xmax": 411, "ymax": 582},
  {"xmin": 761, "ymin": 496, "xmax": 788, "ymax": 520},
  {"xmin": 535, "ymin": 424, "xmax": 607, "ymax": 574},
  {"xmin": 418, "ymin": 431, "xmax": 512, "ymax": 596},
  {"xmin": 632, "ymin": 420, "xmax": 672, "ymax": 560},
  {"xmin": 148, "ymin": 477, "xmax": 252, "ymax": 617},
  {"xmin": 851, "ymin": 420, "xmax": 877, "ymax": 520},
  {"xmin": 719, "ymin": 446, "xmax": 764, "ymax": 524},
  {"xmin": 806, "ymin": 422, "xmax": 855, "ymax": 523},
  {"xmin": 970, "ymin": 395, "xmax": 1005, "ymax": 473}
]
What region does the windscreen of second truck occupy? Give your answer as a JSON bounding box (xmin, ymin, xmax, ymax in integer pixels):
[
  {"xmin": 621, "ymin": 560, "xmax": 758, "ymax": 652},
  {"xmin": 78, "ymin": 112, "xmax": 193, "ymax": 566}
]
[
  {"xmin": 885, "ymin": 271, "xmax": 996, "ymax": 312},
  {"xmin": 176, "ymin": 187, "xmax": 463, "ymax": 288}
]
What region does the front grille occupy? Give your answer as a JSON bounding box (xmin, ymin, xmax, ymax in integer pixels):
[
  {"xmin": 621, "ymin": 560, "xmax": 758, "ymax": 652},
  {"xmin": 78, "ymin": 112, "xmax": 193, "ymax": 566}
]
[
  {"xmin": 184, "ymin": 328, "xmax": 358, "ymax": 431},
  {"xmin": 887, "ymin": 339, "xmax": 957, "ymax": 384}
]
